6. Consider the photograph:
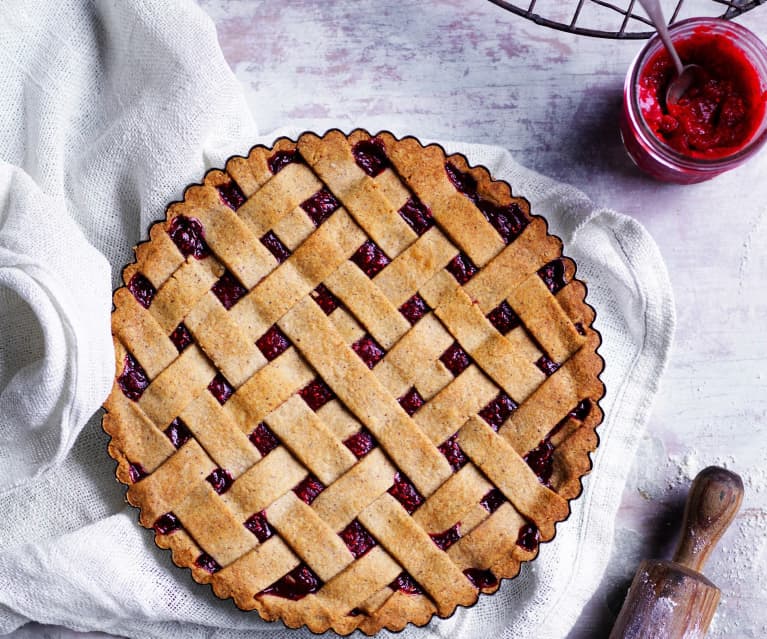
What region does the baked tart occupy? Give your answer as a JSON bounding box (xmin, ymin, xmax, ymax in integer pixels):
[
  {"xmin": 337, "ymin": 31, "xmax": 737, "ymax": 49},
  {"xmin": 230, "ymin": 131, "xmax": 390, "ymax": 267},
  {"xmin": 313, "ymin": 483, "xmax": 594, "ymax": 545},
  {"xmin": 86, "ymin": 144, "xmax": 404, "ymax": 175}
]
[{"xmin": 103, "ymin": 129, "xmax": 604, "ymax": 634}]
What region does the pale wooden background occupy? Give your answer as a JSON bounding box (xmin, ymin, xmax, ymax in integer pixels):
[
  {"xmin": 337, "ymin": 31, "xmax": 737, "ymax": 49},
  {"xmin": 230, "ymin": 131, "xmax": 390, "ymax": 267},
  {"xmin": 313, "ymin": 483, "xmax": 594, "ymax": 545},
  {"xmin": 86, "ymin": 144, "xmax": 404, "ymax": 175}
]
[{"xmin": 10, "ymin": 1, "xmax": 767, "ymax": 637}]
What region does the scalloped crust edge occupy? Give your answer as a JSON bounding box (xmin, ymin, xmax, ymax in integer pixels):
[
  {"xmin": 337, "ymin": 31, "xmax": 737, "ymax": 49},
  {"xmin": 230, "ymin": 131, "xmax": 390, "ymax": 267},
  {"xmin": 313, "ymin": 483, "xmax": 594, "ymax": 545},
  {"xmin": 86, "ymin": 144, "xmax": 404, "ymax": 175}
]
[{"xmin": 101, "ymin": 128, "xmax": 606, "ymax": 636}]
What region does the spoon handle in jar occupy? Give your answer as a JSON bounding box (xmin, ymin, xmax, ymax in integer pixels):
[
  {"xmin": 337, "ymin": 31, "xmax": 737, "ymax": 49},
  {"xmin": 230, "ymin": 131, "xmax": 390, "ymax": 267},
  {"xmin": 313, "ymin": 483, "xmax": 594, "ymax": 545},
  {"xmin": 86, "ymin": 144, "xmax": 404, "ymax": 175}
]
[{"xmin": 638, "ymin": 0, "xmax": 685, "ymax": 76}]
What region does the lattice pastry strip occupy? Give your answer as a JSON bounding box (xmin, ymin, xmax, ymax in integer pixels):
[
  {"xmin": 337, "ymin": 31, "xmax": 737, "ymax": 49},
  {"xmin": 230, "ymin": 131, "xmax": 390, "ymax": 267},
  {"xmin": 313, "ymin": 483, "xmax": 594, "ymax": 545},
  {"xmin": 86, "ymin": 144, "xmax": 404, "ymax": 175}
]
[
  {"xmin": 385, "ymin": 136, "xmax": 504, "ymax": 266},
  {"xmin": 127, "ymin": 439, "xmax": 217, "ymax": 526},
  {"xmin": 104, "ymin": 388, "xmax": 175, "ymax": 481},
  {"xmin": 373, "ymin": 312, "xmax": 455, "ymax": 400},
  {"xmin": 311, "ymin": 448, "xmax": 396, "ymax": 532},
  {"xmin": 358, "ymin": 493, "xmax": 477, "ymax": 616},
  {"xmin": 264, "ymin": 395, "xmax": 357, "ymax": 485},
  {"xmin": 112, "ymin": 289, "xmax": 178, "ymax": 379},
  {"xmin": 229, "ymin": 207, "xmax": 366, "ymax": 341},
  {"xmin": 170, "ymin": 185, "xmax": 278, "ymax": 289},
  {"xmin": 462, "ymin": 216, "xmax": 562, "ymax": 309},
  {"xmin": 137, "ymin": 345, "xmax": 215, "ymax": 427},
  {"xmin": 173, "ymin": 482, "xmax": 258, "ymax": 567},
  {"xmin": 422, "ymin": 270, "xmax": 546, "ymax": 403},
  {"xmin": 221, "ymin": 446, "xmax": 308, "ymax": 522},
  {"xmin": 372, "ymin": 225, "xmax": 459, "ymax": 308},
  {"xmin": 178, "ymin": 392, "xmax": 260, "ymax": 477},
  {"xmin": 150, "ymin": 255, "xmax": 224, "ymax": 334},
  {"xmin": 279, "ymin": 296, "xmax": 453, "ymax": 497},
  {"xmin": 298, "ymin": 131, "xmax": 417, "ymax": 258},
  {"xmin": 235, "ymin": 161, "xmax": 322, "ymax": 238},
  {"xmin": 104, "ymin": 129, "xmax": 605, "ymax": 636},
  {"xmin": 184, "ymin": 291, "xmax": 267, "ymax": 388},
  {"xmin": 458, "ymin": 416, "xmax": 569, "ymax": 540},
  {"xmin": 502, "ymin": 344, "xmax": 604, "ymax": 454},
  {"xmin": 323, "ymin": 261, "xmax": 411, "ymax": 351},
  {"xmin": 224, "ymin": 347, "xmax": 314, "ymax": 433},
  {"xmin": 268, "ymin": 492, "xmax": 355, "ymax": 582}
]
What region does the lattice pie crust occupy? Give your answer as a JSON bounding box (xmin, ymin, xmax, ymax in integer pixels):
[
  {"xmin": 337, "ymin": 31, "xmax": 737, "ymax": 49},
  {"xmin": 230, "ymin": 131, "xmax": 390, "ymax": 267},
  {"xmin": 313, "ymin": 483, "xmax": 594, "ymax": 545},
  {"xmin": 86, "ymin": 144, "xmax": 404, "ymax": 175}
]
[{"xmin": 103, "ymin": 129, "xmax": 604, "ymax": 635}]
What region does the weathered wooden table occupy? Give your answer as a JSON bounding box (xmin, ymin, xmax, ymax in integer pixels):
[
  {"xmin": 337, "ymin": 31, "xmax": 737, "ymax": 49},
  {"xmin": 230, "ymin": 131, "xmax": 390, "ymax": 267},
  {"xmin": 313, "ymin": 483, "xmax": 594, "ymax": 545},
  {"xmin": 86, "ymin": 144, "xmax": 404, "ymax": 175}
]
[{"xmin": 11, "ymin": 1, "xmax": 767, "ymax": 637}]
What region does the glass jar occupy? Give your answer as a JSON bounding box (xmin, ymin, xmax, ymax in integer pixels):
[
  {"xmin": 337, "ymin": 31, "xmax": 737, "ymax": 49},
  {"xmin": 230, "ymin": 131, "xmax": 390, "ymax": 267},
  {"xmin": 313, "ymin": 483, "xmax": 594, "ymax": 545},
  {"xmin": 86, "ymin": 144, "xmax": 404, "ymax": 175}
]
[{"xmin": 620, "ymin": 18, "xmax": 767, "ymax": 184}]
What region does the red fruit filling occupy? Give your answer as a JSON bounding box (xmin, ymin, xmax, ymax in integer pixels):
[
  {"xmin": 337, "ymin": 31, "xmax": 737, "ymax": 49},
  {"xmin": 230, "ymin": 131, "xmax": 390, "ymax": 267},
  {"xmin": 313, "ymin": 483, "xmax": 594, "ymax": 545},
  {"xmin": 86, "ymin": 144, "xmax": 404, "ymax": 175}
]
[
  {"xmin": 388, "ymin": 472, "xmax": 424, "ymax": 514},
  {"xmin": 299, "ymin": 378, "xmax": 335, "ymax": 411},
  {"xmin": 538, "ymin": 259, "xmax": 567, "ymax": 294},
  {"xmin": 575, "ymin": 322, "xmax": 587, "ymax": 336},
  {"xmin": 206, "ymin": 468, "xmax": 233, "ymax": 494},
  {"xmin": 479, "ymin": 392, "xmax": 518, "ymax": 431},
  {"xmin": 293, "ymin": 475, "xmax": 325, "ymax": 505},
  {"xmin": 217, "ymin": 181, "xmax": 246, "ymax": 210},
  {"xmin": 244, "ymin": 511, "xmax": 273, "ymax": 542},
  {"xmin": 211, "ymin": 270, "xmax": 247, "ymax": 309},
  {"xmin": 480, "ymin": 488, "xmax": 507, "ymax": 513},
  {"xmin": 128, "ymin": 462, "xmax": 147, "ymax": 483},
  {"xmin": 169, "ymin": 323, "xmax": 193, "ymax": 352},
  {"xmin": 570, "ymin": 398, "xmax": 592, "ymax": 420},
  {"xmin": 153, "ymin": 512, "xmax": 180, "ymax": 535},
  {"xmin": 268, "ymin": 149, "xmax": 303, "ymax": 175},
  {"xmin": 249, "ymin": 422, "xmax": 279, "ymax": 456},
  {"xmin": 128, "ymin": 273, "xmax": 155, "ymax": 309},
  {"xmin": 398, "ymin": 387, "xmax": 425, "ymax": 416},
  {"xmin": 486, "ymin": 300, "xmax": 520, "ymax": 335},
  {"xmin": 339, "ymin": 520, "xmax": 377, "ymax": 558},
  {"xmin": 398, "ymin": 197, "xmax": 434, "ymax": 235},
  {"xmin": 430, "ymin": 523, "xmax": 461, "ymax": 551},
  {"xmin": 446, "ymin": 252, "xmax": 478, "ymax": 284},
  {"xmin": 352, "ymin": 334, "xmax": 385, "ymax": 369},
  {"xmin": 399, "ymin": 293, "xmax": 429, "ymax": 325},
  {"xmin": 445, "ymin": 162, "xmax": 528, "ymax": 243},
  {"xmin": 310, "ymin": 284, "xmax": 339, "ymax": 315},
  {"xmin": 477, "ymin": 199, "xmax": 528, "ymax": 244},
  {"xmin": 464, "ymin": 568, "xmax": 498, "ymax": 589},
  {"xmin": 164, "ymin": 417, "xmax": 192, "ymax": 449},
  {"xmin": 535, "ymin": 354, "xmax": 560, "ymax": 377},
  {"xmin": 390, "ymin": 572, "xmax": 423, "ymax": 595},
  {"xmin": 260, "ymin": 230, "xmax": 291, "ymax": 263},
  {"xmin": 301, "ymin": 187, "xmax": 340, "ymax": 226},
  {"xmin": 351, "ymin": 240, "xmax": 390, "ymax": 278},
  {"xmin": 118, "ymin": 353, "xmax": 149, "ymax": 400},
  {"xmin": 524, "ymin": 440, "xmax": 556, "ymax": 487},
  {"xmin": 352, "ymin": 137, "xmax": 390, "ymax": 177},
  {"xmin": 445, "ymin": 162, "xmax": 477, "ymax": 197},
  {"xmin": 522, "ymin": 398, "xmax": 594, "ymax": 487},
  {"xmin": 208, "ymin": 373, "xmax": 234, "ymax": 405},
  {"xmin": 343, "ymin": 429, "xmax": 376, "ymax": 459},
  {"xmin": 438, "ymin": 434, "xmax": 469, "ymax": 472},
  {"xmin": 195, "ymin": 552, "xmax": 221, "ymax": 574},
  {"xmin": 259, "ymin": 564, "xmax": 321, "ymax": 600},
  {"xmin": 440, "ymin": 342, "xmax": 471, "ymax": 377},
  {"xmin": 168, "ymin": 215, "xmax": 209, "ymax": 259},
  {"xmin": 256, "ymin": 325, "xmax": 291, "ymax": 361},
  {"xmin": 517, "ymin": 523, "xmax": 540, "ymax": 552}
]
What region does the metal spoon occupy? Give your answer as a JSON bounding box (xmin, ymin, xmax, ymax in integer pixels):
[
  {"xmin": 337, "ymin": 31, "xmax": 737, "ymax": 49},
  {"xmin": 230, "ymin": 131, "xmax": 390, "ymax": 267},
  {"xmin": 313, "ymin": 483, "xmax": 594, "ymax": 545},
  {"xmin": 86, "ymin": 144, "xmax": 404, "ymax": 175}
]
[{"xmin": 638, "ymin": 0, "xmax": 703, "ymax": 105}]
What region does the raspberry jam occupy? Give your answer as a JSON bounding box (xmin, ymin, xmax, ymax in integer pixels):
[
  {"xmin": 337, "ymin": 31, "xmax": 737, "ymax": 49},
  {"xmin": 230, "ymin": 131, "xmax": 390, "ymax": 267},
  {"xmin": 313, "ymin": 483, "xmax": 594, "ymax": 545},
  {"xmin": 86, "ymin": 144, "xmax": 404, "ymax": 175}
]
[
  {"xmin": 260, "ymin": 564, "xmax": 321, "ymax": 600},
  {"xmin": 340, "ymin": 519, "xmax": 377, "ymax": 558},
  {"xmin": 343, "ymin": 429, "xmax": 376, "ymax": 458},
  {"xmin": 244, "ymin": 511, "xmax": 273, "ymax": 542},
  {"xmin": 621, "ymin": 19, "xmax": 767, "ymax": 183}
]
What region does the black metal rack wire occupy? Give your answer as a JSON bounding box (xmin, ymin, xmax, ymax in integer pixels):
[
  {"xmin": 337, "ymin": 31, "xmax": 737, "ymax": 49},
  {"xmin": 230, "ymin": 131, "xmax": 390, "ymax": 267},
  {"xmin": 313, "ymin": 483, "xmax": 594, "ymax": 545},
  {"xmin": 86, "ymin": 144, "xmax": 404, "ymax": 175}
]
[{"xmin": 487, "ymin": 0, "xmax": 764, "ymax": 39}]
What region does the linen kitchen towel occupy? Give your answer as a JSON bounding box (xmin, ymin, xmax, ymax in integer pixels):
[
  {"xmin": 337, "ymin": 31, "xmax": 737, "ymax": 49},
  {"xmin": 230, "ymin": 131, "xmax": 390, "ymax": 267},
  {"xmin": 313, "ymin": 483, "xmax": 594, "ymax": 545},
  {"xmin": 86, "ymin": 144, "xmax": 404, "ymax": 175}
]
[{"xmin": 0, "ymin": 1, "xmax": 674, "ymax": 638}]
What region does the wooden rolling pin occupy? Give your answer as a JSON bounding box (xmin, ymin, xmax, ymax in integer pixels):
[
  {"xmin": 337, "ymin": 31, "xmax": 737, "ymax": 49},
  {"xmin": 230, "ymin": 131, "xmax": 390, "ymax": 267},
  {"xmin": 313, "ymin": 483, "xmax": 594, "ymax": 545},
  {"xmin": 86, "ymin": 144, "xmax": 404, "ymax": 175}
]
[{"xmin": 609, "ymin": 466, "xmax": 744, "ymax": 639}]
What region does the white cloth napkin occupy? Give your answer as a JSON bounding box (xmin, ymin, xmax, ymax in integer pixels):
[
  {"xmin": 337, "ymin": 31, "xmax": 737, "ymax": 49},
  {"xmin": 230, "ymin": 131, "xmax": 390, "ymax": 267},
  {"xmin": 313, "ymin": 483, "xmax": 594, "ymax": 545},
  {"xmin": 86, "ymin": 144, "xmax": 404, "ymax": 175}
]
[{"xmin": 0, "ymin": 1, "xmax": 675, "ymax": 638}]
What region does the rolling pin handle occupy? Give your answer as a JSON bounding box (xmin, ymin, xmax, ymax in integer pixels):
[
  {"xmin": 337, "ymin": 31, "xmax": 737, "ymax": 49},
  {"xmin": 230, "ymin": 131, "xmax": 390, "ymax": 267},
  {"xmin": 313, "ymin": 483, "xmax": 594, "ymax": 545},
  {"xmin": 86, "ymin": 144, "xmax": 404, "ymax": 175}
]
[{"xmin": 673, "ymin": 466, "xmax": 744, "ymax": 573}]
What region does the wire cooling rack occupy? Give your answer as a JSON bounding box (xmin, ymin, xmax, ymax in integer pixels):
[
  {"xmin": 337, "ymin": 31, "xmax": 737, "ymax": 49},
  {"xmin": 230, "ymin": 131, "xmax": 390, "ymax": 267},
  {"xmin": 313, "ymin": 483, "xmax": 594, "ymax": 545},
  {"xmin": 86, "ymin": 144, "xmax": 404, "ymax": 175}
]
[{"xmin": 487, "ymin": 0, "xmax": 765, "ymax": 38}]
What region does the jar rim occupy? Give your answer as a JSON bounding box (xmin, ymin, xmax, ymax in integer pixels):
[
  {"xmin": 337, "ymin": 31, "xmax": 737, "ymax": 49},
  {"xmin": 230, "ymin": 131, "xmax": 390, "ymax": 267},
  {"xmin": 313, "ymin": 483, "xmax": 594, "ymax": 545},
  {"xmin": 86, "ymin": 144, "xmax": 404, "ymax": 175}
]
[{"xmin": 625, "ymin": 17, "xmax": 767, "ymax": 170}]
